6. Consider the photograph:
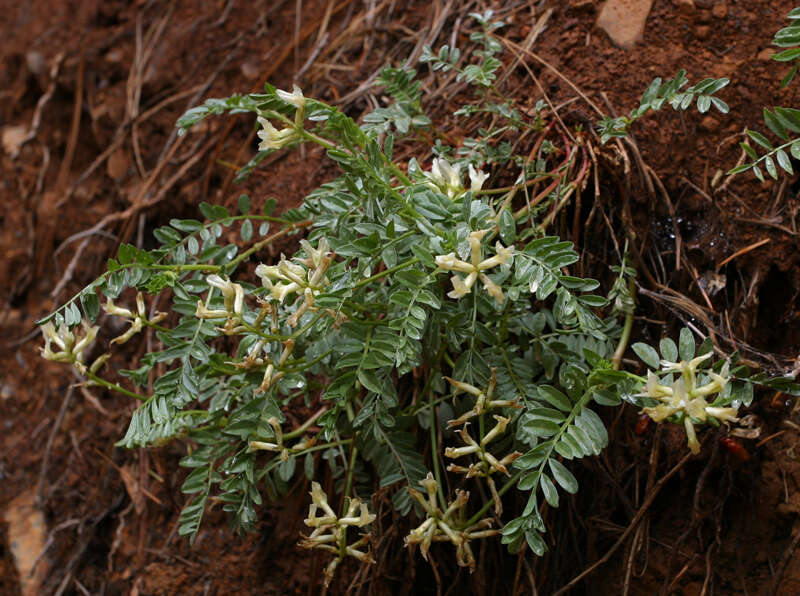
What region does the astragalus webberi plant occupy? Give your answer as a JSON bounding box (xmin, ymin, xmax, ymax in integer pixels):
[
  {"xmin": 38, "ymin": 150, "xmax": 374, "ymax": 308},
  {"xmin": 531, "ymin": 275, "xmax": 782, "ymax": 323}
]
[{"xmin": 39, "ymin": 10, "xmax": 798, "ymax": 588}]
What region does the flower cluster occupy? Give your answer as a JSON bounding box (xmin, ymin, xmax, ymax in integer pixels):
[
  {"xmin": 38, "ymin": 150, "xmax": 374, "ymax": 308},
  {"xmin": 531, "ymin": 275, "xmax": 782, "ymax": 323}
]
[
  {"xmin": 195, "ymin": 275, "xmax": 246, "ymax": 334},
  {"xmin": 443, "ymin": 372, "xmax": 522, "ymax": 515},
  {"xmin": 444, "ymin": 370, "xmax": 520, "ymax": 428},
  {"xmin": 425, "ymin": 158, "xmax": 489, "ymax": 199},
  {"xmin": 404, "ymin": 473, "xmax": 499, "ymax": 571},
  {"xmin": 257, "ymin": 85, "xmax": 306, "ymax": 150},
  {"xmin": 105, "ymin": 291, "xmax": 167, "ymax": 345},
  {"xmin": 248, "ymin": 412, "xmax": 316, "ymax": 459},
  {"xmin": 640, "ymin": 352, "xmax": 737, "ymax": 454},
  {"xmin": 40, "ymin": 320, "xmax": 100, "ymax": 375},
  {"xmin": 255, "ymin": 237, "xmax": 332, "ymax": 326},
  {"xmin": 299, "ymin": 482, "xmax": 376, "ymax": 587},
  {"xmin": 435, "ymin": 229, "xmax": 514, "ymax": 303}
]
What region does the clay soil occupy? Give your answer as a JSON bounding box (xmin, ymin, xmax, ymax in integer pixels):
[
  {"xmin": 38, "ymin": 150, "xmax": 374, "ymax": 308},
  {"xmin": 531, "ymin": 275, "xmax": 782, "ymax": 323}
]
[{"xmin": 4, "ymin": 0, "xmax": 800, "ymax": 594}]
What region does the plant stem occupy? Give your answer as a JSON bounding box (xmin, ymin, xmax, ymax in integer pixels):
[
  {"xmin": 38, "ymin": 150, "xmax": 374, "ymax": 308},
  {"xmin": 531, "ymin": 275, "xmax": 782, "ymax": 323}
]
[
  {"xmin": 428, "ymin": 388, "xmax": 448, "ymax": 511},
  {"xmin": 343, "ymin": 444, "xmax": 359, "ymax": 501},
  {"xmin": 352, "ymin": 258, "xmax": 419, "ymax": 289},
  {"xmin": 85, "ymin": 370, "xmax": 149, "ymax": 402},
  {"xmin": 463, "ymin": 470, "xmax": 523, "ymax": 528},
  {"xmin": 227, "ymin": 220, "xmax": 313, "ymax": 270},
  {"xmin": 612, "ymin": 279, "xmax": 636, "ymax": 370}
]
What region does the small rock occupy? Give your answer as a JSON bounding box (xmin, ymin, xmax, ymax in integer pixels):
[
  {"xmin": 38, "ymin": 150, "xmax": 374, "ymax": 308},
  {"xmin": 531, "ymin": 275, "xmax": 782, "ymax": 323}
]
[
  {"xmin": 104, "ymin": 48, "xmax": 124, "ymax": 63},
  {"xmin": 758, "ymin": 48, "xmax": 775, "ymax": 61},
  {"xmin": 700, "ymin": 116, "xmax": 719, "ymax": 132},
  {"xmin": 2, "ymin": 125, "xmax": 27, "ymax": 158},
  {"xmin": 25, "ymin": 51, "xmax": 46, "ymax": 79},
  {"xmin": 4, "ymin": 490, "xmax": 48, "ymax": 596},
  {"xmin": 240, "ymin": 60, "xmax": 261, "ymax": 80},
  {"xmin": 596, "ymin": 0, "xmax": 656, "ymax": 49},
  {"xmin": 676, "ymin": 0, "xmax": 695, "ymax": 13},
  {"xmin": 695, "ymin": 25, "xmax": 711, "ymax": 39},
  {"xmin": 712, "ymin": 2, "xmax": 727, "ymax": 18},
  {"xmin": 106, "ymin": 148, "xmax": 130, "ymax": 181}
]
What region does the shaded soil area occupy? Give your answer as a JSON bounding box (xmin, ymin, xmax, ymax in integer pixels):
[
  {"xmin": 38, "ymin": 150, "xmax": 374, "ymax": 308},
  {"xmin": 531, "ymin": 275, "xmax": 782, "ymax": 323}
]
[{"xmin": 2, "ymin": 0, "xmax": 800, "ymax": 594}]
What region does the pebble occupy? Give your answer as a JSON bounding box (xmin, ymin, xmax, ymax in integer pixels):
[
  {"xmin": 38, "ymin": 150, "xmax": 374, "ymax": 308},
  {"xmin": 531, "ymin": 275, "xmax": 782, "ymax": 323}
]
[
  {"xmin": 695, "ymin": 25, "xmax": 711, "ymax": 39},
  {"xmin": 596, "ymin": 0, "xmax": 655, "ymax": 49},
  {"xmin": 700, "ymin": 116, "xmax": 719, "ymax": 132},
  {"xmin": 2, "ymin": 125, "xmax": 27, "ymax": 158},
  {"xmin": 676, "ymin": 0, "xmax": 695, "ymax": 13},
  {"xmin": 106, "ymin": 148, "xmax": 130, "ymax": 181},
  {"xmin": 712, "ymin": 2, "xmax": 728, "ymax": 18},
  {"xmin": 25, "ymin": 51, "xmax": 46, "ymax": 79},
  {"xmin": 758, "ymin": 48, "xmax": 775, "ymax": 61},
  {"xmin": 240, "ymin": 60, "xmax": 261, "ymax": 80}
]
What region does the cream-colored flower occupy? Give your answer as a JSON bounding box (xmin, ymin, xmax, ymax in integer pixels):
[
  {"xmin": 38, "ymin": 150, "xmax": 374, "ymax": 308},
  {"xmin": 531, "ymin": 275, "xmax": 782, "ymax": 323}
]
[
  {"xmin": 104, "ymin": 297, "xmax": 133, "ymax": 318},
  {"xmin": 436, "ymin": 230, "xmax": 513, "ymax": 303},
  {"xmin": 255, "ymin": 238, "xmax": 331, "ymax": 305},
  {"xmin": 641, "ymin": 357, "xmax": 738, "ymax": 454},
  {"xmin": 404, "ymin": 474, "xmax": 499, "ymax": 570},
  {"xmin": 207, "ymin": 274, "xmax": 244, "ymax": 315},
  {"xmin": 300, "ymin": 482, "xmax": 375, "ymax": 587},
  {"xmin": 270, "ymin": 282, "xmax": 302, "ymax": 303},
  {"xmin": 432, "ymin": 158, "xmax": 461, "ymax": 189},
  {"xmin": 684, "ymin": 417, "xmax": 700, "ymax": 454},
  {"xmin": 195, "ymin": 301, "xmax": 229, "ymax": 319},
  {"xmin": 256, "ymin": 116, "xmax": 297, "ymax": 150},
  {"xmin": 447, "ymin": 272, "xmax": 477, "ymax": 300},
  {"xmin": 427, "ymin": 158, "xmax": 465, "ymax": 199},
  {"xmin": 276, "ymin": 84, "xmax": 306, "ymax": 110},
  {"xmin": 435, "ymin": 253, "xmax": 474, "ymax": 274},
  {"xmin": 479, "ymin": 273, "xmax": 505, "ymax": 305},
  {"xmin": 40, "ymin": 320, "xmax": 98, "ymax": 373},
  {"xmin": 468, "ymin": 164, "xmax": 489, "ymax": 192},
  {"xmin": 299, "ymin": 237, "xmax": 329, "ymax": 268}
]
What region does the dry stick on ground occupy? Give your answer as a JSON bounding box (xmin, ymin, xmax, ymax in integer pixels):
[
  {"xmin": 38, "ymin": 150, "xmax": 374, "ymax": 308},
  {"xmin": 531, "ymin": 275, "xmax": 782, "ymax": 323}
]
[
  {"xmin": 501, "ymin": 37, "xmax": 605, "ymax": 118},
  {"xmin": 643, "ymin": 163, "xmax": 683, "ymax": 273},
  {"xmin": 772, "ymin": 524, "xmax": 800, "ymax": 595},
  {"xmin": 34, "ymin": 49, "xmax": 85, "ymax": 280},
  {"xmin": 36, "ymin": 386, "xmax": 75, "ymax": 505},
  {"xmin": 296, "ymin": 0, "xmax": 337, "ymax": 79},
  {"xmin": 495, "ymin": 8, "xmax": 553, "ymax": 89},
  {"xmin": 553, "ymin": 448, "xmax": 695, "ymax": 594},
  {"xmin": 19, "ymin": 52, "xmax": 66, "ymax": 153},
  {"xmin": 716, "ymin": 237, "xmax": 771, "ymax": 270},
  {"xmin": 55, "ymin": 84, "xmax": 202, "ymax": 210},
  {"xmin": 50, "ymin": 134, "xmax": 216, "ymax": 301},
  {"xmin": 128, "ymin": 2, "xmax": 176, "ymax": 179},
  {"xmin": 215, "ymin": 0, "xmax": 357, "ymax": 199},
  {"xmin": 45, "ymin": 81, "xmax": 208, "ymax": 301},
  {"xmin": 333, "ymin": 0, "xmax": 453, "ymax": 107},
  {"xmin": 661, "ymin": 437, "xmax": 721, "ymax": 595},
  {"xmin": 501, "ymin": 39, "xmax": 574, "ymax": 144}
]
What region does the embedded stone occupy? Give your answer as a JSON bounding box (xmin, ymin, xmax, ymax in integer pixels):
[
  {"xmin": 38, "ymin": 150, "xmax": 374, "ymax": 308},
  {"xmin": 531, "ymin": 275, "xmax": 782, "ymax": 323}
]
[{"xmin": 596, "ymin": 0, "xmax": 655, "ymax": 49}]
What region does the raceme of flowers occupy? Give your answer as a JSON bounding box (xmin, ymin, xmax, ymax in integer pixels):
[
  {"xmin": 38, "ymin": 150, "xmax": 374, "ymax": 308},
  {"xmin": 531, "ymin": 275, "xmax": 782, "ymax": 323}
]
[
  {"xmin": 425, "ymin": 157, "xmax": 490, "ymax": 199},
  {"xmin": 442, "ymin": 373, "xmax": 522, "ymax": 516},
  {"xmin": 300, "ymin": 482, "xmax": 376, "ymax": 586},
  {"xmin": 435, "ymin": 229, "xmax": 514, "ymax": 303},
  {"xmin": 257, "ymin": 84, "xmax": 306, "ymax": 150},
  {"xmin": 404, "ymin": 473, "xmax": 499, "ymax": 571},
  {"xmin": 640, "ymin": 352, "xmax": 737, "ymax": 454}
]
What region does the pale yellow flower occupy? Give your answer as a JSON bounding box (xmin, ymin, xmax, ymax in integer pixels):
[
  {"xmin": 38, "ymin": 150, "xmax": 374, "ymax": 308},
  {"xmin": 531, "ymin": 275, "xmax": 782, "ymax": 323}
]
[
  {"xmin": 256, "ymin": 116, "xmax": 297, "ymax": 150},
  {"xmin": 276, "ymin": 84, "xmax": 306, "ymax": 110},
  {"xmin": 641, "ymin": 358, "xmax": 738, "ymax": 454},
  {"xmin": 436, "ymin": 230, "xmax": 513, "ymax": 303},
  {"xmin": 468, "ymin": 164, "xmax": 489, "ymax": 192}
]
